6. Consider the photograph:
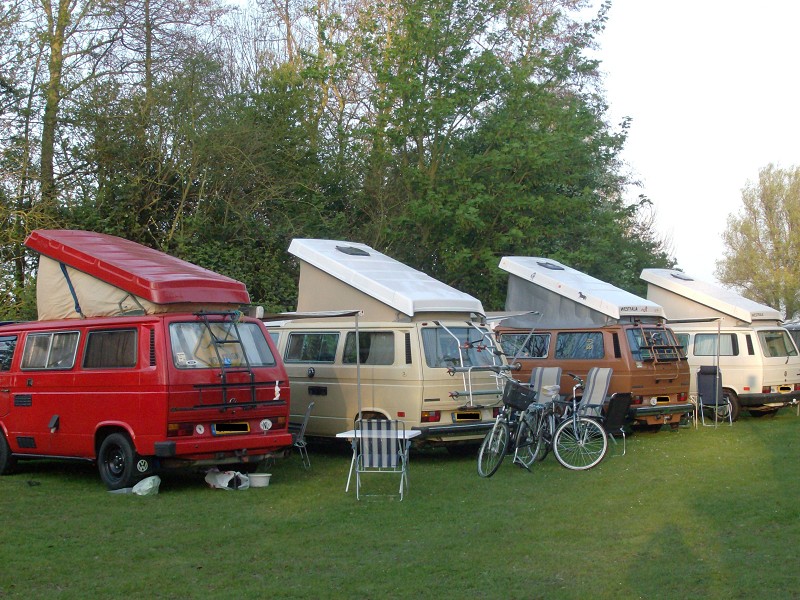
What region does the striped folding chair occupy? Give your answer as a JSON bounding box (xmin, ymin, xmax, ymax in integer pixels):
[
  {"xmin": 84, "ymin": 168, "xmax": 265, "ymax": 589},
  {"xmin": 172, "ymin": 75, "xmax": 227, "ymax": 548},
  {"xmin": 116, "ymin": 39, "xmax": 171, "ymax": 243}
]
[
  {"xmin": 576, "ymin": 367, "xmax": 613, "ymax": 418},
  {"xmin": 355, "ymin": 419, "xmax": 409, "ymax": 501}
]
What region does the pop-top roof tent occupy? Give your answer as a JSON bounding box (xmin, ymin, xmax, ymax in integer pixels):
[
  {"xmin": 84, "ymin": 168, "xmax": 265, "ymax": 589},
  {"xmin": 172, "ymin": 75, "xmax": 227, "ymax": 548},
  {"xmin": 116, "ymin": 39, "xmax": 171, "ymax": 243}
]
[
  {"xmin": 26, "ymin": 229, "xmax": 250, "ymax": 320},
  {"xmin": 640, "ymin": 268, "xmax": 782, "ymax": 326},
  {"xmin": 288, "ymin": 238, "xmax": 485, "ymax": 322},
  {"xmin": 498, "ymin": 256, "xmax": 665, "ymax": 328}
]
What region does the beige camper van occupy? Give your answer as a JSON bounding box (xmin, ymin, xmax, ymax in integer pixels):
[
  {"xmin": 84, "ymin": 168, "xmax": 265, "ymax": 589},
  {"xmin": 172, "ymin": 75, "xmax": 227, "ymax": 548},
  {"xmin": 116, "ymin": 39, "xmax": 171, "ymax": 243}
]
[
  {"xmin": 642, "ymin": 269, "xmax": 800, "ymax": 419},
  {"xmin": 266, "ymin": 239, "xmax": 505, "ymax": 447}
]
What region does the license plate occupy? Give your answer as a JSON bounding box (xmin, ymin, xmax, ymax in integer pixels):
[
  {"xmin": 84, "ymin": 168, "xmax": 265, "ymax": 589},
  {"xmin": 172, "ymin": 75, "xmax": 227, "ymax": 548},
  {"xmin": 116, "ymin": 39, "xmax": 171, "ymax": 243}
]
[
  {"xmin": 212, "ymin": 422, "xmax": 250, "ymax": 435},
  {"xmin": 453, "ymin": 411, "xmax": 481, "ymax": 422}
]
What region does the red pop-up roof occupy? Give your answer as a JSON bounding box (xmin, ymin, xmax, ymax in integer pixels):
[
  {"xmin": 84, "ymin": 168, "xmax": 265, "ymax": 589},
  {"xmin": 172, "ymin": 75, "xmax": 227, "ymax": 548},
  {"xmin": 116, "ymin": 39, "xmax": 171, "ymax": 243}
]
[{"xmin": 25, "ymin": 229, "xmax": 250, "ymax": 305}]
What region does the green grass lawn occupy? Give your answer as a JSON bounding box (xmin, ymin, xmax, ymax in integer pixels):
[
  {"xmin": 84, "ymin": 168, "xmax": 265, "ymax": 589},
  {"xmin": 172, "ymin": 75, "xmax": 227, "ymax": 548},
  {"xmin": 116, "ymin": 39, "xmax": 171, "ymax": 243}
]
[{"xmin": 2, "ymin": 412, "xmax": 799, "ymax": 599}]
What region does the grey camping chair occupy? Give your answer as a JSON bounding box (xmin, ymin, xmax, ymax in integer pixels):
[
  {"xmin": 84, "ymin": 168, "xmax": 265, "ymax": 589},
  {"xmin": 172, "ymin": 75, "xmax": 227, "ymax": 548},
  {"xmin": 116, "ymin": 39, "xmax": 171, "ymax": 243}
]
[
  {"xmin": 529, "ymin": 366, "xmax": 563, "ymax": 401},
  {"xmin": 696, "ymin": 366, "xmax": 732, "ymax": 426},
  {"xmin": 294, "ymin": 401, "xmax": 315, "ymax": 468},
  {"xmin": 576, "ymin": 367, "xmax": 614, "ymax": 418}
]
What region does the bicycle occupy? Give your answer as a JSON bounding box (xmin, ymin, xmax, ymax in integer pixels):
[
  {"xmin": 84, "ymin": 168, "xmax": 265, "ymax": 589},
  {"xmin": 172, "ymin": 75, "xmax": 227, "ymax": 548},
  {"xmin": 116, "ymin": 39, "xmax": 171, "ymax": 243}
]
[
  {"xmin": 476, "ymin": 377, "xmax": 539, "ymax": 477},
  {"xmin": 525, "ymin": 374, "xmax": 609, "ymax": 471}
]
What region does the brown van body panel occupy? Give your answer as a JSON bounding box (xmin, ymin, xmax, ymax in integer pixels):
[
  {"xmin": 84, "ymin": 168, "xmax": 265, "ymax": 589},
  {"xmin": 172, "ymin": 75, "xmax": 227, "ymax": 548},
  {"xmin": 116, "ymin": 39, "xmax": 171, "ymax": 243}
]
[{"xmin": 495, "ymin": 322, "xmax": 692, "ymax": 427}]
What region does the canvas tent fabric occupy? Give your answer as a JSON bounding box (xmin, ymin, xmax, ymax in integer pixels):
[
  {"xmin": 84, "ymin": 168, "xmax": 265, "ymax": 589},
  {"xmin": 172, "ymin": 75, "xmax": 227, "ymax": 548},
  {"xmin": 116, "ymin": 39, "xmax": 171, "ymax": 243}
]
[
  {"xmin": 500, "ymin": 256, "xmax": 665, "ymax": 327},
  {"xmin": 26, "ymin": 229, "xmax": 250, "ymax": 320}
]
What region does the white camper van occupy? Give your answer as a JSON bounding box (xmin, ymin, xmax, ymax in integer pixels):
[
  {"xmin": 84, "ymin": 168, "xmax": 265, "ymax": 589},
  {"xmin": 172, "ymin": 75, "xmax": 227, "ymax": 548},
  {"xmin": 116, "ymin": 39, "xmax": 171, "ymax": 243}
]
[
  {"xmin": 641, "ymin": 269, "xmax": 800, "ymax": 419},
  {"xmin": 492, "ymin": 258, "xmax": 692, "ymax": 429},
  {"xmin": 266, "ymin": 239, "xmax": 505, "ymax": 447}
]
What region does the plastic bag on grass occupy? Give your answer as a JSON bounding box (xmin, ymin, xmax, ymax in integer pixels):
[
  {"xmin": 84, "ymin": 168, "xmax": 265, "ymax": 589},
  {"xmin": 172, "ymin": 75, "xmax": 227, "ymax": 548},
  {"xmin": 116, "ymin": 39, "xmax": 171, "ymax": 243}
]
[
  {"xmin": 133, "ymin": 475, "xmax": 161, "ymax": 496},
  {"xmin": 204, "ymin": 468, "xmax": 250, "ymax": 490}
]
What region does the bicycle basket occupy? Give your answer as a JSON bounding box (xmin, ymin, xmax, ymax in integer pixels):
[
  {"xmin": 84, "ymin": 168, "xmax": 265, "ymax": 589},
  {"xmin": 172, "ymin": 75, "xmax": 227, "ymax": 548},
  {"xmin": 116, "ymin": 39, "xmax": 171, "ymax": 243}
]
[{"xmin": 502, "ymin": 380, "xmax": 537, "ymax": 411}]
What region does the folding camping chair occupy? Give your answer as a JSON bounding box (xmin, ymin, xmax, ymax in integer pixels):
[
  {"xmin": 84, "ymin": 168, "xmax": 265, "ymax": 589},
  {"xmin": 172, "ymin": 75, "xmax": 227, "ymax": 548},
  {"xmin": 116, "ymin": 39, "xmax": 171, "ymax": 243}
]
[
  {"xmin": 294, "ymin": 401, "xmax": 315, "ymax": 469},
  {"xmin": 354, "ymin": 419, "xmax": 410, "ymax": 501},
  {"xmin": 696, "ymin": 365, "xmax": 732, "ymax": 427}
]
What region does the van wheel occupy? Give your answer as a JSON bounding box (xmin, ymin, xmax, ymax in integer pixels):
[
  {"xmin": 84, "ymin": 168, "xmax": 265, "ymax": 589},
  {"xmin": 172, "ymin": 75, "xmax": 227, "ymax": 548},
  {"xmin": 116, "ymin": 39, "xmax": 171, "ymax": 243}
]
[
  {"xmin": 98, "ymin": 433, "xmax": 139, "ymax": 490},
  {"xmin": 723, "ymin": 389, "xmax": 741, "ymax": 422},
  {"xmin": 0, "ymin": 432, "xmax": 16, "ymax": 475}
]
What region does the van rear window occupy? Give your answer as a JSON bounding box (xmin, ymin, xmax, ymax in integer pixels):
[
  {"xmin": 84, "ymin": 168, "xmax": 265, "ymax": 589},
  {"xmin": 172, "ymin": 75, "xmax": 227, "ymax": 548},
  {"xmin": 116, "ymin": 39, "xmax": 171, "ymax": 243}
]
[
  {"xmin": 170, "ymin": 321, "xmax": 276, "ymax": 368},
  {"xmin": 21, "ymin": 331, "xmax": 79, "ymax": 370},
  {"xmin": 757, "ymin": 329, "xmax": 798, "ymax": 358},
  {"xmin": 83, "ymin": 329, "xmax": 137, "ymax": 368},
  {"xmin": 421, "ymin": 326, "xmax": 496, "ymax": 368}
]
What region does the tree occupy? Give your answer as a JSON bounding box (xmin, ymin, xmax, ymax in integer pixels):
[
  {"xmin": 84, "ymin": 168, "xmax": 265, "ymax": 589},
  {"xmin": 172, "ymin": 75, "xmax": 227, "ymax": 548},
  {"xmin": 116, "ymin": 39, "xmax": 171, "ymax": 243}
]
[{"xmin": 717, "ymin": 163, "xmax": 800, "ymax": 319}]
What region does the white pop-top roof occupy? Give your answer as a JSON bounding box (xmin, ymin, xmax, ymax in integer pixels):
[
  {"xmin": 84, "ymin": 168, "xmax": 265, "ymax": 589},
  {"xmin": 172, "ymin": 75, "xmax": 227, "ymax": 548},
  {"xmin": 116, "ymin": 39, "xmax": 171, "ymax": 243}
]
[
  {"xmin": 640, "ymin": 268, "xmax": 782, "ymax": 323},
  {"xmin": 500, "ymin": 256, "xmax": 664, "ymax": 320},
  {"xmin": 288, "ymin": 239, "xmax": 485, "ymax": 317}
]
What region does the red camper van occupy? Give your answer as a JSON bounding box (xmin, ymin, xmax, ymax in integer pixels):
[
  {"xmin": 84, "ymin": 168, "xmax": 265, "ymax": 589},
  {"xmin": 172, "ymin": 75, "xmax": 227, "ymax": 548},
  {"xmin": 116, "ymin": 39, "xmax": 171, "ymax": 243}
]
[{"xmin": 0, "ymin": 230, "xmax": 292, "ymax": 489}]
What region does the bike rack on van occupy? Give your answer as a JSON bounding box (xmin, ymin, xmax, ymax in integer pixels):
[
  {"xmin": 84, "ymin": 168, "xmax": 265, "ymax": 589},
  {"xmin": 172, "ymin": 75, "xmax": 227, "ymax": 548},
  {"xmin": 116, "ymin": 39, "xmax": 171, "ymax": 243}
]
[
  {"xmin": 190, "ymin": 311, "xmax": 284, "ymax": 412},
  {"xmin": 436, "ymin": 320, "xmax": 506, "ymax": 408}
]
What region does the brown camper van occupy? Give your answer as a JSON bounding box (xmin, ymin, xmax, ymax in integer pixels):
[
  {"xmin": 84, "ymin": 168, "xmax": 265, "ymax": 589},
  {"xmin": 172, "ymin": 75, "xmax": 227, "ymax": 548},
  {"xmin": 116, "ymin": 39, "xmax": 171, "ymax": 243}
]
[{"xmin": 494, "ymin": 321, "xmax": 692, "ymax": 429}]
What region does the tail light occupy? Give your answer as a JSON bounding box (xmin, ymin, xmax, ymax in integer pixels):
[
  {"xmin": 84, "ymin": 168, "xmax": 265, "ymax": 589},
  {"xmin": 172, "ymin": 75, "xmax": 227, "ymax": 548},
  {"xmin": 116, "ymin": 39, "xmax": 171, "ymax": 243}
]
[
  {"xmin": 167, "ymin": 422, "xmax": 194, "ymax": 437},
  {"xmin": 795, "ymin": 384, "xmax": 800, "ymax": 392},
  {"xmin": 762, "ymin": 386, "xmax": 771, "ymax": 394},
  {"xmin": 631, "ymin": 395, "xmax": 643, "ymax": 406},
  {"xmin": 421, "ymin": 411, "xmax": 441, "ymax": 423},
  {"xmin": 677, "ymin": 392, "xmax": 687, "ymax": 402},
  {"xmin": 493, "ymin": 407, "xmax": 501, "ymax": 418}
]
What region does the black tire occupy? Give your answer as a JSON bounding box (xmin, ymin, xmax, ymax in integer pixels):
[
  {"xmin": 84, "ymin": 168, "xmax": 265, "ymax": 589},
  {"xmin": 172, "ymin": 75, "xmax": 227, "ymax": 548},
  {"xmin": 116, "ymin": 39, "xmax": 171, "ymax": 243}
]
[
  {"xmin": 724, "ymin": 389, "xmax": 741, "ymax": 422},
  {"xmin": 0, "ymin": 431, "xmax": 16, "ymax": 475},
  {"xmin": 553, "ymin": 417, "xmax": 607, "ymax": 471},
  {"xmin": 98, "ymin": 433, "xmax": 143, "ymax": 490},
  {"xmin": 749, "ymin": 408, "xmax": 780, "ymax": 418},
  {"xmin": 477, "ymin": 420, "xmax": 509, "ymax": 478},
  {"xmin": 533, "ymin": 408, "xmax": 552, "ymax": 462}
]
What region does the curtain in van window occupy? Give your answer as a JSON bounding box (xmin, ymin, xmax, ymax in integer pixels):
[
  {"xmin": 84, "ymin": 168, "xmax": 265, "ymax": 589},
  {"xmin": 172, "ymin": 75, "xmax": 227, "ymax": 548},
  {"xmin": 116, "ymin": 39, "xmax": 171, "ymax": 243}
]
[
  {"xmin": 694, "ymin": 333, "xmax": 736, "ymax": 356},
  {"xmin": 83, "ymin": 330, "xmax": 137, "ymax": 368},
  {"xmin": 343, "ymin": 332, "xmax": 394, "ymax": 365}
]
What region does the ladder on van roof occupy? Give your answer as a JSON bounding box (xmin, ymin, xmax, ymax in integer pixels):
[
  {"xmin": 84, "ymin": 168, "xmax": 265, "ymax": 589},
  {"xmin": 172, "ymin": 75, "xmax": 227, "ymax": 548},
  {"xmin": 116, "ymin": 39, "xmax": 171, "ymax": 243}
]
[{"xmin": 194, "ymin": 311, "xmax": 259, "ymax": 407}]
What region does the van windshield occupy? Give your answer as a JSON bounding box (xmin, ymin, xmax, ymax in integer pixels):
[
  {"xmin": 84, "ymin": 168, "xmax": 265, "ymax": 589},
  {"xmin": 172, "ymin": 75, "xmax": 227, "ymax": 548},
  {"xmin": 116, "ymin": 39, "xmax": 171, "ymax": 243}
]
[
  {"xmin": 170, "ymin": 321, "xmax": 276, "ymax": 369},
  {"xmin": 421, "ymin": 326, "xmax": 497, "ymax": 368},
  {"xmin": 757, "ymin": 329, "xmax": 799, "ymax": 358}
]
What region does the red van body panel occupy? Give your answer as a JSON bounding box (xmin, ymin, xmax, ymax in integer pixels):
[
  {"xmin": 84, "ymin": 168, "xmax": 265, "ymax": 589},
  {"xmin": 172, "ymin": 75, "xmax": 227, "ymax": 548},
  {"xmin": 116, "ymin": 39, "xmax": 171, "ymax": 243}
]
[{"xmin": 0, "ymin": 313, "xmax": 292, "ymax": 478}]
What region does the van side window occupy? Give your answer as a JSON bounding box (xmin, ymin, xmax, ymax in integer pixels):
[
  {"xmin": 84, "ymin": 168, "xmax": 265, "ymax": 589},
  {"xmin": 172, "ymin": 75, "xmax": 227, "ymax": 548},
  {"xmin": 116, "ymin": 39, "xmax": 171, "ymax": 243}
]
[
  {"xmin": 555, "ymin": 332, "xmax": 604, "ymax": 360},
  {"xmin": 0, "ymin": 335, "xmax": 17, "ymax": 370},
  {"xmin": 285, "ymin": 332, "xmax": 339, "ymax": 362},
  {"xmin": 694, "ymin": 333, "xmax": 738, "ymax": 356},
  {"xmin": 675, "ymin": 334, "xmax": 689, "ymax": 356},
  {"xmin": 343, "ymin": 332, "xmax": 394, "ymax": 365},
  {"xmin": 83, "ymin": 329, "xmax": 137, "ymax": 368},
  {"xmin": 21, "ymin": 331, "xmax": 79, "ymax": 369},
  {"xmin": 499, "ymin": 333, "xmax": 549, "ymax": 359}
]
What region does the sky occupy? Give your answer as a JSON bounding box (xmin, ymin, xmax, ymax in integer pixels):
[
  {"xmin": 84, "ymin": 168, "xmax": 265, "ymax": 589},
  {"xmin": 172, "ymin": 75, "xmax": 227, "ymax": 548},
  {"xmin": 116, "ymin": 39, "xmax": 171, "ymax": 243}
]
[{"xmin": 591, "ymin": 0, "xmax": 800, "ymax": 285}]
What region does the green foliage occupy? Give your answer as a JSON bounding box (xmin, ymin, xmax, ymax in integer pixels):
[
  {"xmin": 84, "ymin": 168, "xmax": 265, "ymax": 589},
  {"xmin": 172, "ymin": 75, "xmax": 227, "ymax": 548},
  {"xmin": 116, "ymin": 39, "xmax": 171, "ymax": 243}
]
[{"xmin": 718, "ymin": 164, "xmax": 800, "ymax": 318}]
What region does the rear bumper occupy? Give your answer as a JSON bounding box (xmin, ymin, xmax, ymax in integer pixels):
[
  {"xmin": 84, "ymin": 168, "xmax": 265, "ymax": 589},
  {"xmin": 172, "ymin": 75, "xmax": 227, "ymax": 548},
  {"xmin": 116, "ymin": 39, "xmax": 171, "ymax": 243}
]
[
  {"xmin": 630, "ymin": 402, "xmax": 695, "ymax": 417},
  {"xmin": 412, "ymin": 421, "xmax": 495, "ymax": 443},
  {"xmin": 154, "ymin": 431, "xmax": 293, "ymax": 461},
  {"xmin": 738, "ymin": 391, "xmax": 800, "ymax": 408}
]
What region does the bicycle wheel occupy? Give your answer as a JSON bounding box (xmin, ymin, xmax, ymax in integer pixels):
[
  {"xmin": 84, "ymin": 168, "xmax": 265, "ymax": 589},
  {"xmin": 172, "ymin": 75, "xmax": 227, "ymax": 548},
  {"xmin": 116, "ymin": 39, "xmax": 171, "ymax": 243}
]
[
  {"xmin": 477, "ymin": 419, "xmax": 509, "ymax": 477},
  {"xmin": 513, "ymin": 417, "xmax": 537, "ymax": 469},
  {"xmin": 553, "ymin": 417, "xmax": 607, "ymax": 471}
]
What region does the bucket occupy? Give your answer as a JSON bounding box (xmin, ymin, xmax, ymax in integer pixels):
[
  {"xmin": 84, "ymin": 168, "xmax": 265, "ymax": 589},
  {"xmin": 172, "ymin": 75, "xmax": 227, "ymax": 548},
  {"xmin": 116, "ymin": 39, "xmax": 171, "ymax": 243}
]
[{"xmin": 249, "ymin": 473, "xmax": 272, "ymax": 488}]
